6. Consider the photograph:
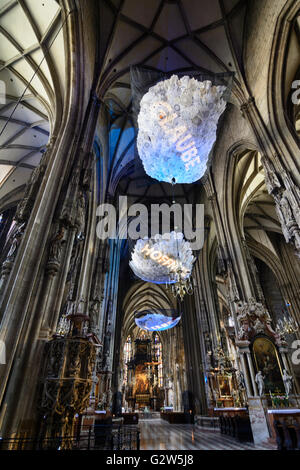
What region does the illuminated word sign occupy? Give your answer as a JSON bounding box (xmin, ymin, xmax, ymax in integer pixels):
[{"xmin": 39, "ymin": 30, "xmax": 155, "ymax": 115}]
[
  {"xmin": 141, "ymin": 243, "xmax": 189, "ymax": 277},
  {"xmin": 156, "ymin": 101, "xmax": 201, "ymax": 171}
]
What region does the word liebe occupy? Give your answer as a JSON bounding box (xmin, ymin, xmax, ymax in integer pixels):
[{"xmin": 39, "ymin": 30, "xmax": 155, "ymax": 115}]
[{"xmin": 155, "ymin": 100, "xmax": 201, "ymax": 171}]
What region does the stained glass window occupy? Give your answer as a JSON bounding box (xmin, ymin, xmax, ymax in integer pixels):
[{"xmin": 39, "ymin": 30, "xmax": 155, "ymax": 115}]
[
  {"xmin": 153, "ymin": 334, "xmax": 163, "ymax": 387},
  {"xmin": 123, "ymin": 336, "xmax": 132, "ymax": 384}
]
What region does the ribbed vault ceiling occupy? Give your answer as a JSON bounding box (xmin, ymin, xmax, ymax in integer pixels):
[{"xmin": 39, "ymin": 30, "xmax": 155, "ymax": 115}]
[
  {"xmin": 97, "ymin": 0, "xmax": 247, "ymax": 195},
  {"xmin": 235, "ymin": 150, "xmax": 282, "ymax": 256},
  {"xmin": 96, "ymin": 0, "xmax": 249, "ymax": 320},
  {"xmin": 0, "ymin": 0, "xmax": 65, "ymax": 210},
  {"xmin": 122, "ymin": 281, "xmax": 176, "ymax": 337}
]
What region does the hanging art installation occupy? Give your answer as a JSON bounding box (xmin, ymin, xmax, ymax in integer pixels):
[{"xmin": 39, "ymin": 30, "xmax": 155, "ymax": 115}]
[
  {"xmin": 135, "ymin": 309, "xmax": 181, "ymax": 332},
  {"xmin": 137, "ymin": 75, "xmax": 227, "ymax": 184},
  {"xmin": 129, "ymin": 231, "xmax": 195, "ymax": 284}
]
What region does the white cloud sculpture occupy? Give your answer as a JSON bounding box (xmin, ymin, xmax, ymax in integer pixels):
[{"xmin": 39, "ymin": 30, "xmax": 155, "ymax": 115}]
[
  {"xmin": 137, "ymin": 75, "xmax": 227, "ymax": 184},
  {"xmin": 135, "ymin": 313, "xmax": 181, "ymax": 331},
  {"xmin": 129, "ymin": 232, "xmax": 195, "ymax": 284}
]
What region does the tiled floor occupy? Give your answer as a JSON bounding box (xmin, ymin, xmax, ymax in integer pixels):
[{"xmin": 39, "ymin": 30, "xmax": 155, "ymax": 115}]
[{"xmin": 138, "ymin": 418, "xmax": 276, "ymax": 450}]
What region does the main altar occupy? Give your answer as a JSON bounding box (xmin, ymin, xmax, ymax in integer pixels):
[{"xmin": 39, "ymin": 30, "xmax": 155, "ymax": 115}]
[{"xmin": 124, "ymin": 337, "xmax": 164, "ymax": 411}]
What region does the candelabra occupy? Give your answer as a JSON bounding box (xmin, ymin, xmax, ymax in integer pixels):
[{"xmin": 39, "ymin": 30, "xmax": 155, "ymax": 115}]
[
  {"xmin": 56, "ymin": 314, "xmax": 70, "ymax": 336},
  {"xmin": 165, "ymin": 267, "xmax": 194, "ymax": 301},
  {"xmin": 275, "ymin": 315, "xmax": 299, "ymax": 335}
]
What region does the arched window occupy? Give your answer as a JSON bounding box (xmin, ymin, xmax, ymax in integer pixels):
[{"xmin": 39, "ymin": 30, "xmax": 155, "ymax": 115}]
[
  {"xmin": 124, "ymin": 335, "xmax": 132, "ymax": 364},
  {"xmin": 123, "ymin": 336, "xmax": 132, "ymax": 384},
  {"xmin": 153, "ymin": 334, "xmax": 163, "ymax": 387}
]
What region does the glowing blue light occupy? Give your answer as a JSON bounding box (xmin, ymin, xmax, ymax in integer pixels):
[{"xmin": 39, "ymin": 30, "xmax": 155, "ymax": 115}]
[
  {"xmin": 137, "ymin": 76, "xmax": 227, "ymax": 184},
  {"xmin": 135, "ymin": 313, "xmax": 181, "ymax": 331}
]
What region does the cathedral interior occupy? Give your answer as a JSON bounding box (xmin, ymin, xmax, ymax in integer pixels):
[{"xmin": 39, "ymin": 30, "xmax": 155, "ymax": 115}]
[{"xmin": 0, "ymin": 0, "xmax": 300, "ymax": 452}]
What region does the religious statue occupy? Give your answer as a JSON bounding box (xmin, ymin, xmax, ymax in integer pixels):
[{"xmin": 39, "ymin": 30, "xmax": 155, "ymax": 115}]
[
  {"xmin": 237, "ymin": 370, "xmax": 246, "ymax": 390},
  {"xmin": 15, "ymin": 198, "xmax": 30, "ymax": 222},
  {"xmin": 16, "ymin": 148, "xmax": 51, "ymax": 222},
  {"xmin": 98, "ymin": 392, "xmax": 107, "ymax": 410},
  {"xmin": 253, "ymin": 317, "xmax": 265, "ymax": 335},
  {"xmin": 216, "ymin": 245, "xmax": 226, "ymax": 276},
  {"xmin": 49, "ymin": 226, "xmax": 65, "ymax": 262},
  {"xmin": 76, "ymin": 191, "xmax": 86, "ymax": 238},
  {"xmin": 237, "ymin": 323, "xmax": 249, "ymax": 341},
  {"xmin": 104, "ymin": 351, "xmax": 111, "ymax": 371},
  {"xmin": 255, "ymin": 370, "xmax": 265, "ymax": 396},
  {"xmin": 261, "ymin": 156, "xmax": 281, "ymax": 194},
  {"xmin": 274, "ymin": 191, "xmax": 295, "ymax": 243},
  {"xmin": 106, "ymin": 319, "xmax": 112, "ymax": 338},
  {"xmin": 77, "ymin": 297, "xmax": 86, "ymax": 314},
  {"xmin": 107, "ymin": 389, "xmax": 113, "ymax": 408},
  {"xmin": 206, "ymin": 351, "xmax": 212, "ymax": 369},
  {"xmin": 6, "ymin": 222, "xmax": 26, "ymax": 260},
  {"xmin": 90, "ymin": 368, "xmax": 99, "ymax": 398},
  {"xmin": 282, "ymin": 369, "xmax": 293, "ymax": 397},
  {"xmin": 82, "ymin": 321, "xmax": 89, "ymax": 336},
  {"xmin": 226, "ymin": 260, "xmax": 239, "ymax": 302},
  {"xmin": 279, "ymin": 193, "xmax": 294, "ymax": 224},
  {"xmin": 89, "ymin": 300, "xmax": 99, "ymax": 332}
]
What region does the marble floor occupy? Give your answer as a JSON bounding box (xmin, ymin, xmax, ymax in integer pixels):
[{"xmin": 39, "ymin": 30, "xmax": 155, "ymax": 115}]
[{"xmin": 138, "ymin": 419, "xmax": 276, "ymax": 450}]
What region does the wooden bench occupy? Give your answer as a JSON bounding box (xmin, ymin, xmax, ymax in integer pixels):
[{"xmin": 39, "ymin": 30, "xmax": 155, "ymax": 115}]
[
  {"xmin": 121, "ymin": 413, "xmax": 139, "ymax": 425},
  {"xmin": 267, "ymin": 410, "xmax": 300, "ymax": 450},
  {"xmin": 160, "ymin": 412, "xmax": 194, "ymax": 424},
  {"xmin": 214, "ymin": 408, "xmax": 253, "ymax": 442}
]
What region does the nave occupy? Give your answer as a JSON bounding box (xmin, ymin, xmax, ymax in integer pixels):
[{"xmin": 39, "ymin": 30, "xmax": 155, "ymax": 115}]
[
  {"xmin": 0, "ymin": 0, "xmax": 299, "ymax": 452},
  {"xmin": 138, "ymin": 419, "xmax": 276, "ymax": 451}
]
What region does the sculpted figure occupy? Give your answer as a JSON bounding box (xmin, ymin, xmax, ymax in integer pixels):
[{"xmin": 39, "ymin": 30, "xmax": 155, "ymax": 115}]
[
  {"xmin": 49, "ymin": 226, "xmax": 65, "ymax": 262},
  {"xmin": 237, "ymin": 370, "xmax": 246, "ymax": 390},
  {"xmin": 226, "ymin": 261, "xmax": 239, "ymax": 301},
  {"xmin": 237, "ymin": 323, "xmax": 249, "ymax": 341},
  {"xmin": 255, "ymin": 370, "xmax": 265, "ymax": 396},
  {"xmin": 261, "ymin": 157, "xmax": 281, "ymax": 194},
  {"xmin": 253, "ymin": 318, "xmax": 265, "ymax": 334},
  {"xmin": 77, "ymin": 192, "xmax": 86, "ymax": 238},
  {"xmin": 89, "ymin": 301, "xmax": 99, "ymax": 332},
  {"xmin": 7, "ymin": 222, "xmax": 25, "ymax": 260},
  {"xmin": 282, "ymin": 369, "xmax": 293, "ymax": 397},
  {"xmin": 280, "ymin": 193, "xmax": 294, "ymax": 225}
]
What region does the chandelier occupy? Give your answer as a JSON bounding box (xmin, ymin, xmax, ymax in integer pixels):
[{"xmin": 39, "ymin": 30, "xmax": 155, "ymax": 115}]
[
  {"xmin": 129, "ymin": 232, "xmax": 195, "ymax": 284},
  {"xmin": 275, "ymin": 314, "xmax": 298, "ymax": 335},
  {"xmin": 137, "ymin": 75, "xmax": 227, "ymax": 183},
  {"xmin": 165, "ymin": 267, "xmax": 194, "ymax": 301}
]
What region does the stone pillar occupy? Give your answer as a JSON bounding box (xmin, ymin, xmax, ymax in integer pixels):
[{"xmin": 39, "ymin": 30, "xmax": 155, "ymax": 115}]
[
  {"xmin": 248, "ymin": 397, "xmax": 270, "ymax": 446},
  {"xmin": 246, "ymin": 351, "xmax": 259, "ymax": 396},
  {"xmin": 238, "ymin": 347, "xmax": 253, "ymax": 396},
  {"xmin": 0, "ymin": 3, "xmax": 101, "ymax": 439}
]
